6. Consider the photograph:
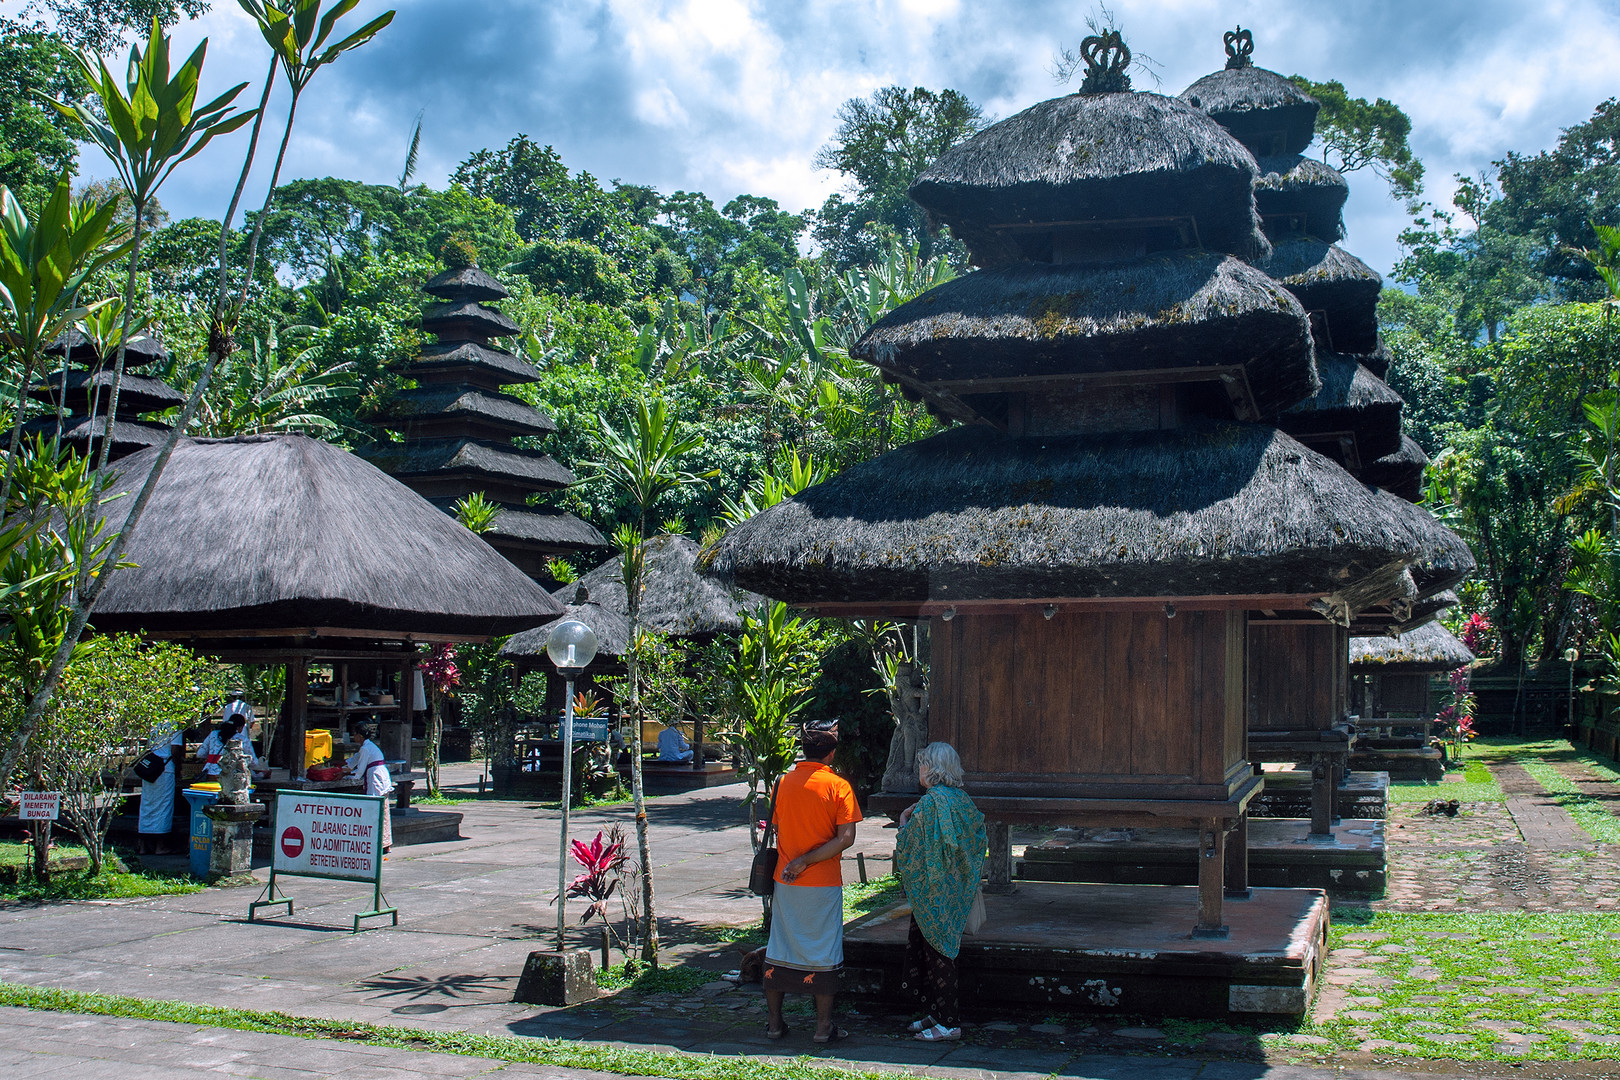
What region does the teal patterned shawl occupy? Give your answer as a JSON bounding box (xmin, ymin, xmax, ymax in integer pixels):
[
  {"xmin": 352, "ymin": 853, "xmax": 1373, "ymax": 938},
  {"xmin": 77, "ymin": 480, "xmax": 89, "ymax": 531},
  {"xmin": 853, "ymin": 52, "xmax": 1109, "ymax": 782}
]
[{"xmin": 894, "ymin": 784, "xmax": 987, "ymax": 959}]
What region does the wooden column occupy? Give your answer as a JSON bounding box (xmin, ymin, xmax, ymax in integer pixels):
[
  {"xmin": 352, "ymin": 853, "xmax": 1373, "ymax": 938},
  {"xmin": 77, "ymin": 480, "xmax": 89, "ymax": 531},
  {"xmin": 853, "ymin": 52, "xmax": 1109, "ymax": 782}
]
[
  {"xmin": 1195, "ymin": 818, "xmax": 1227, "ymax": 937},
  {"xmin": 286, "ymin": 657, "xmax": 308, "ymax": 781},
  {"xmin": 1309, "ymin": 753, "xmax": 1333, "ymax": 837},
  {"xmin": 1224, "ymin": 812, "xmax": 1250, "ymax": 898},
  {"xmin": 691, "ymin": 712, "xmax": 704, "ymax": 771},
  {"xmin": 985, "ymin": 820, "xmax": 1014, "ymax": 894}
]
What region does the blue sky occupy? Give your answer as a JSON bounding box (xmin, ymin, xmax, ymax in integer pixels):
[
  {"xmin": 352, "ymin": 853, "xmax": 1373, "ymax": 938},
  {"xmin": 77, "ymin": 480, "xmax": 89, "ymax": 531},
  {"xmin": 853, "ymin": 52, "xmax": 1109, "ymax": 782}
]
[{"xmin": 80, "ymin": 0, "xmax": 1620, "ymax": 278}]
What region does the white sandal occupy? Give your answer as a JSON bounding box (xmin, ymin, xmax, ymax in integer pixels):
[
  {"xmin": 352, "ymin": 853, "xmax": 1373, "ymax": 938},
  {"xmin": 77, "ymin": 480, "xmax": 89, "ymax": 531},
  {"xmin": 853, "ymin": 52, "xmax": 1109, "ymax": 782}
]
[
  {"xmin": 915, "ymin": 1024, "xmax": 961, "ymax": 1042},
  {"xmin": 906, "ymin": 1015, "xmax": 937, "ymax": 1033}
]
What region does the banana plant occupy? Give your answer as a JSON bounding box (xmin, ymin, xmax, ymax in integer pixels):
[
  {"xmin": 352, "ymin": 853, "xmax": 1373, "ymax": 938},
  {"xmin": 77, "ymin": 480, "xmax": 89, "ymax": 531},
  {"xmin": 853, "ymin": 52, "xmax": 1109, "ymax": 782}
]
[{"xmin": 0, "ymin": 179, "xmax": 130, "ymax": 503}]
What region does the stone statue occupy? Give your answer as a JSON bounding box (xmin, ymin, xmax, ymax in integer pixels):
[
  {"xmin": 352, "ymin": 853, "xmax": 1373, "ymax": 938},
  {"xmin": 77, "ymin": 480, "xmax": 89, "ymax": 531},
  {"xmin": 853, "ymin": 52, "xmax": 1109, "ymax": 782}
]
[
  {"xmin": 217, "ymin": 736, "xmax": 253, "ymax": 806},
  {"xmin": 880, "ymin": 661, "xmax": 930, "ymax": 794}
]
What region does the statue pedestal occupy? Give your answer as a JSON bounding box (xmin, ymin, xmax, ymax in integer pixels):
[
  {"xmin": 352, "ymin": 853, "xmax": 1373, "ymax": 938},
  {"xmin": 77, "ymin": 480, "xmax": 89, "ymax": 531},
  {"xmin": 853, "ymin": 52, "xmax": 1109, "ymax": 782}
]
[{"xmin": 203, "ymin": 803, "xmax": 265, "ymax": 883}]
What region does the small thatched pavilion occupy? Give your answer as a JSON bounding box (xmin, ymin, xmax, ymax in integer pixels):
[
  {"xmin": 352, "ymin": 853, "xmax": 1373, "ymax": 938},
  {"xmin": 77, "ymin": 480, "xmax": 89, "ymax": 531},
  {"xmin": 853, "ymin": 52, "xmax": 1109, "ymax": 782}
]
[
  {"xmin": 92, "ymin": 434, "xmax": 562, "ymax": 779},
  {"xmin": 500, "ymin": 534, "xmax": 764, "ymax": 774},
  {"xmin": 1350, "ymin": 622, "xmax": 1475, "ymax": 716}
]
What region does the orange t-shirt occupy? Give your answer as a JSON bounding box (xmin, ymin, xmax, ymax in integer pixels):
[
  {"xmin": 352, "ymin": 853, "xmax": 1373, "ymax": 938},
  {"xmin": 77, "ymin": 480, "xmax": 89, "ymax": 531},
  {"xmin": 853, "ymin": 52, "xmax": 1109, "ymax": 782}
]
[{"xmin": 771, "ymin": 761, "xmax": 862, "ymax": 888}]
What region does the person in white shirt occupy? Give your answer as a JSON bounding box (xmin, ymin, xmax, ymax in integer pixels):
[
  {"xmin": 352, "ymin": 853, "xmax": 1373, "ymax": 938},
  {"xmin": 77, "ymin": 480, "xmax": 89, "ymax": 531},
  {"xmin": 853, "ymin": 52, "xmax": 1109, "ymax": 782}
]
[
  {"xmin": 346, "ymin": 722, "xmax": 395, "ymax": 851},
  {"xmin": 198, "ymin": 701, "xmax": 268, "ymax": 779},
  {"xmin": 657, "ymin": 725, "xmax": 693, "ymax": 763}
]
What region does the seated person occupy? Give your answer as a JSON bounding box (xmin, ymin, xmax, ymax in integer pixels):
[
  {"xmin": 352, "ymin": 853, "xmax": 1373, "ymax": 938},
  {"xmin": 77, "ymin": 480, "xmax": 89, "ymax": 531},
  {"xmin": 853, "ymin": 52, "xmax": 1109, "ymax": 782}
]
[{"xmin": 656, "ymin": 725, "xmax": 693, "ymax": 763}]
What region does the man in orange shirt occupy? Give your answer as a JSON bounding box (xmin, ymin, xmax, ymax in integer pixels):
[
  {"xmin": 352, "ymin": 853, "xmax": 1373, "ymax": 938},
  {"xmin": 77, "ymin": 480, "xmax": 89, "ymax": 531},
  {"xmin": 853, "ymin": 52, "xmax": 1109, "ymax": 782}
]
[{"xmin": 763, "ymin": 718, "xmax": 861, "ymax": 1043}]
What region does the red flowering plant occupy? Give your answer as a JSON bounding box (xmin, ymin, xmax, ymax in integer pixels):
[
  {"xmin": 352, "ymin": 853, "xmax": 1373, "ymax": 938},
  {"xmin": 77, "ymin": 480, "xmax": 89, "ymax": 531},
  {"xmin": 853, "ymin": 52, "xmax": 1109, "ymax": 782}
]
[
  {"xmin": 563, "ymin": 826, "xmax": 641, "ymax": 967},
  {"xmin": 1435, "ymin": 665, "xmax": 1478, "ymax": 760},
  {"xmin": 1460, "ymin": 612, "xmax": 1496, "ymax": 657},
  {"xmin": 418, "ymin": 644, "xmax": 460, "ymax": 796}
]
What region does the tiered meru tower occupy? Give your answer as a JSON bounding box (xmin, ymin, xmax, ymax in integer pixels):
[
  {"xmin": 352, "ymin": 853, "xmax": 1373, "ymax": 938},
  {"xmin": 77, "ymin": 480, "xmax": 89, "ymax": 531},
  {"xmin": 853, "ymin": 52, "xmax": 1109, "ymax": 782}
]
[
  {"xmin": 1181, "ymin": 30, "xmax": 1468, "ymax": 833},
  {"xmin": 703, "ymin": 25, "xmax": 1472, "ymax": 956},
  {"xmin": 29, "ymin": 330, "xmax": 183, "ymax": 462},
  {"xmin": 360, "ymin": 265, "xmax": 604, "ymax": 581}
]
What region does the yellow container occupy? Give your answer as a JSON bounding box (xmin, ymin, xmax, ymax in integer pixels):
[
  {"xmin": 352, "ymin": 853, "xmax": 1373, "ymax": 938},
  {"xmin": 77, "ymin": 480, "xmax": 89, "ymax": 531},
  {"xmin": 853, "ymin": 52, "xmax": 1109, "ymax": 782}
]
[
  {"xmin": 304, "ymin": 729, "xmax": 334, "ymax": 769},
  {"xmin": 187, "ymin": 782, "xmax": 220, "ymax": 792}
]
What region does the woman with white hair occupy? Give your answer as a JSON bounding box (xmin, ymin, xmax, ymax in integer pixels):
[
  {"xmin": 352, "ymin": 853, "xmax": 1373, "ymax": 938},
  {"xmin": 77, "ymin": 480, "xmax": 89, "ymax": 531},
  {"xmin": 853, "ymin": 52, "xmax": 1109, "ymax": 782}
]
[{"xmin": 893, "ymin": 741, "xmax": 986, "ymax": 1042}]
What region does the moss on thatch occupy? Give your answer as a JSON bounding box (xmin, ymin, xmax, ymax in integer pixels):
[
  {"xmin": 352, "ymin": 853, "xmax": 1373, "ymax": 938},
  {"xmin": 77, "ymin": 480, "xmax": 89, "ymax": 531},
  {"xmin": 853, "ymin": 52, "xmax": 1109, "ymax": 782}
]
[
  {"xmin": 1360, "ymin": 434, "xmax": 1428, "ymax": 502},
  {"xmin": 356, "ymin": 437, "xmax": 575, "ymax": 491},
  {"xmin": 30, "ymin": 369, "xmax": 185, "ymax": 415},
  {"xmin": 379, "ymin": 386, "xmax": 558, "ymax": 439},
  {"xmin": 91, "ymin": 434, "xmax": 562, "ymax": 636},
  {"xmin": 1179, "ymin": 66, "xmax": 1318, "ymax": 156},
  {"xmin": 1254, "ymin": 154, "xmax": 1346, "ymax": 242},
  {"xmin": 503, "ymin": 535, "xmax": 764, "ymax": 660},
  {"xmin": 700, "ymin": 422, "xmax": 1442, "ymax": 606},
  {"xmin": 1263, "ymin": 236, "xmax": 1382, "ymax": 353},
  {"xmin": 424, "ymin": 265, "xmax": 509, "ymax": 302},
  {"xmin": 1277, "ymin": 354, "xmax": 1404, "ymax": 463},
  {"xmin": 909, "ymin": 91, "xmax": 1268, "ymax": 264},
  {"xmin": 852, "ymin": 252, "xmax": 1317, "ymax": 419},
  {"xmin": 1349, "ymin": 621, "xmax": 1474, "ymax": 671}
]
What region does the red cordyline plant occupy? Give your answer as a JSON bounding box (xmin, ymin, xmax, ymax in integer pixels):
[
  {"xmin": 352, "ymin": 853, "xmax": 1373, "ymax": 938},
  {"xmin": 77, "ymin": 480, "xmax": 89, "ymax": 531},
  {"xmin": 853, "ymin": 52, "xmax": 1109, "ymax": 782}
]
[
  {"xmin": 420, "ymin": 643, "xmax": 460, "ymax": 695},
  {"xmin": 563, "ymin": 827, "xmax": 640, "ymax": 967},
  {"xmin": 1436, "ymin": 665, "xmax": 1478, "ymax": 758},
  {"xmin": 1460, "ymin": 612, "xmax": 1495, "ymax": 656}
]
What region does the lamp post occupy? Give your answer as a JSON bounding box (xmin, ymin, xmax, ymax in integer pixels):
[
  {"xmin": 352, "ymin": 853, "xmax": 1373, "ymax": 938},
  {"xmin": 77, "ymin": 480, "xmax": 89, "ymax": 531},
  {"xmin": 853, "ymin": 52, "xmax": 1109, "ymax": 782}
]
[
  {"xmin": 546, "ymin": 619, "xmax": 598, "ymax": 952},
  {"xmin": 1566, "ymin": 647, "xmax": 1580, "ymax": 734}
]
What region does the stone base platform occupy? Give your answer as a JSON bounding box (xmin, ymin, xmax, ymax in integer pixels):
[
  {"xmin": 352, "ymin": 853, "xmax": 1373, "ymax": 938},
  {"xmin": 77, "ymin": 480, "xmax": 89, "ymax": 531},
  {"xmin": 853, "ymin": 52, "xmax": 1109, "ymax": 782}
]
[
  {"xmin": 1249, "ymin": 768, "xmax": 1389, "ymax": 819},
  {"xmin": 1017, "ymin": 817, "xmax": 1385, "ymax": 896},
  {"xmin": 641, "ymin": 762, "xmax": 737, "ymax": 792},
  {"xmin": 1349, "ymin": 747, "xmax": 1443, "ymax": 781},
  {"xmin": 842, "ymin": 882, "xmax": 1328, "ymax": 1018}
]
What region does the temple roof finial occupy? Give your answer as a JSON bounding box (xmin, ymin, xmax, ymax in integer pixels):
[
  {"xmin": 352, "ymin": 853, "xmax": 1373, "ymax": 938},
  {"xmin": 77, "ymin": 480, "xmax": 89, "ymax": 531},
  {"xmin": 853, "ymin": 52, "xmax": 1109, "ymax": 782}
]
[
  {"xmin": 1079, "ymin": 29, "xmax": 1132, "ymax": 94},
  {"xmin": 1224, "ymin": 26, "xmax": 1254, "ymax": 70}
]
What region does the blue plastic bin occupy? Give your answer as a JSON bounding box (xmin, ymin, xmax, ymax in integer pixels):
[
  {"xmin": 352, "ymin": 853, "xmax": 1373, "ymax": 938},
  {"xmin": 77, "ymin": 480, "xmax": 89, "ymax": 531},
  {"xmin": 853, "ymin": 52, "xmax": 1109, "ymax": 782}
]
[{"xmin": 182, "ymin": 787, "xmax": 219, "ymax": 879}]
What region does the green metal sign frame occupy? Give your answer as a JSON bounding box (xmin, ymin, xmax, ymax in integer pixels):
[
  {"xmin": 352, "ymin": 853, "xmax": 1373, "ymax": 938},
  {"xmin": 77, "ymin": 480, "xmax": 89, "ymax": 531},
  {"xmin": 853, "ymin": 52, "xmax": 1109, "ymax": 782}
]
[{"xmin": 249, "ymin": 789, "xmax": 397, "ymax": 932}]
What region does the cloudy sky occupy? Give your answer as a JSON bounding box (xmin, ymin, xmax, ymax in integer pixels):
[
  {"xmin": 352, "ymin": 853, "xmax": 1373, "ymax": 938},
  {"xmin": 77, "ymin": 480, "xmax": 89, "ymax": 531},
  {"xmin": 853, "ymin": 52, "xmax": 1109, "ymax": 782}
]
[{"xmin": 85, "ymin": 0, "xmax": 1620, "ymax": 277}]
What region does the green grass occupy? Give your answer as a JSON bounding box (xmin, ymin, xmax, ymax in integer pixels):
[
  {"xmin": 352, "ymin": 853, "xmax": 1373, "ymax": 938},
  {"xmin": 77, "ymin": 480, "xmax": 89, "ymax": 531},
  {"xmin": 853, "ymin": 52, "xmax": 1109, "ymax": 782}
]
[
  {"xmin": 1, "ymin": 865, "xmax": 203, "ymax": 903},
  {"xmin": 1517, "ymin": 758, "xmax": 1620, "ymax": 843},
  {"xmin": 842, "ymin": 874, "xmax": 902, "ymax": 920},
  {"xmin": 1304, "ymin": 909, "xmax": 1620, "ymax": 1060},
  {"xmin": 0, "ymin": 982, "xmax": 910, "ymax": 1080},
  {"xmin": 0, "ymin": 838, "xmax": 89, "ymax": 865},
  {"xmin": 596, "ymin": 961, "xmax": 717, "ymax": 994},
  {"xmin": 411, "ymin": 792, "xmax": 471, "ymax": 806},
  {"xmin": 1387, "ymin": 759, "xmax": 1504, "ymax": 804}
]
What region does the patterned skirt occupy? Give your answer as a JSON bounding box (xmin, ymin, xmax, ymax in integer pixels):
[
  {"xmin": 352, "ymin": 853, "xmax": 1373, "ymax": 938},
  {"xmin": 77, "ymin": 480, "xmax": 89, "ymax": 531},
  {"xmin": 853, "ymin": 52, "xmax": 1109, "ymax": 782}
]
[{"xmin": 763, "ymin": 883, "xmax": 843, "ymax": 994}]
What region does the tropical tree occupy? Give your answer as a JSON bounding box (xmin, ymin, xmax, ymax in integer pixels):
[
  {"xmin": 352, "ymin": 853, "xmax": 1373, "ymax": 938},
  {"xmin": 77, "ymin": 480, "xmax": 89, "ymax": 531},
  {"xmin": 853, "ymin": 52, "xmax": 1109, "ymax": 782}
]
[{"xmin": 585, "ymin": 396, "xmax": 712, "ymax": 966}]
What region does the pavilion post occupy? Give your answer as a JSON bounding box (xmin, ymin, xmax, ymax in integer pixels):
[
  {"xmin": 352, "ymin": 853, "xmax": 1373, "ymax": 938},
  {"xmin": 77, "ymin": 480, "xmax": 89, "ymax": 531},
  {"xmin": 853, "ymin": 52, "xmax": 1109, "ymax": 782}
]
[
  {"xmin": 1309, "ymin": 753, "xmax": 1333, "ymax": 837},
  {"xmin": 985, "ymin": 820, "xmax": 1014, "ymax": 894},
  {"xmin": 691, "ymin": 712, "xmax": 703, "ymax": 772},
  {"xmin": 1224, "ymin": 812, "xmax": 1250, "ymax": 898},
  {"xmin": 286, "ymin": 657, "xmax": 308, "ymax": 781},
  {"xmin": 1196, "ymin": 819, "xmax": 1228, "ymax": 937}
]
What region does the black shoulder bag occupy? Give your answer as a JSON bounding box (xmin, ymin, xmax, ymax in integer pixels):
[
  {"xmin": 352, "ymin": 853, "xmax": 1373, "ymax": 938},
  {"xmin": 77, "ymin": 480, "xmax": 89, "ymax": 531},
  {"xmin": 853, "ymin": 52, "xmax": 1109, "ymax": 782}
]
[
  {"xmin": 748, "ymin": 777, "xmax": 784, "ymax": 897},
  {"xmin": 132, "ymin": 750, "xmax": 167, "ymax": 783}
]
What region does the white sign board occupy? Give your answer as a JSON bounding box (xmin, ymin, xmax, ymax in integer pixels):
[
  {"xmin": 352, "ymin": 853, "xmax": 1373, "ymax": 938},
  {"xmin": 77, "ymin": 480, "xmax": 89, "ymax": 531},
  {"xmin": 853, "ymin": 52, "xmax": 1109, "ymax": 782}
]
[
  {"xmin": 19, "ymin": 791, "xmax": 60, "ymax": 820},
  {"xmin": 272, "ymin": 790, "xmax": 383, "ymax": 882}
]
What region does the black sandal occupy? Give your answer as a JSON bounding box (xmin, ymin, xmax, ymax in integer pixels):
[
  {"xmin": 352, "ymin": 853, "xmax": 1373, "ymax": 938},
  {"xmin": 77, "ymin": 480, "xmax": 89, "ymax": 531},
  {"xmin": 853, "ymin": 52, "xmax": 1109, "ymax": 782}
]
[
  {"xmin": 813, "ymin": 1026, "xmax": 849, "ymax": 1045},
  {"xmin": 766, "ymin": 1024, "xmax": 790, "ymax": 1040}
]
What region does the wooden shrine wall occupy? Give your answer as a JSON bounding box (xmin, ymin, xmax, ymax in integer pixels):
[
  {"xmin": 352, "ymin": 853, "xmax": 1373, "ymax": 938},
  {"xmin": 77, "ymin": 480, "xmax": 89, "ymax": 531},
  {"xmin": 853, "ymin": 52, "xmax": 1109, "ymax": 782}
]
[
  {"xmin": 929, "ymin": 609, "xmax": 1248, "ymax": 801},
  {"xmin": 1247, "ymin": 622, "xmax": 1348, "ymax": 733}
]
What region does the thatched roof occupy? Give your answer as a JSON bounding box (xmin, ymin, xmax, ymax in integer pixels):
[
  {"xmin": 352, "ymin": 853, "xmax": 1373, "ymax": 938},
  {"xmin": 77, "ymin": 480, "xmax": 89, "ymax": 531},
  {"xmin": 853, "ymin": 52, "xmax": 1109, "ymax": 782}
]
[
  {"xmin": 357, "ymin": 438, "xmax": 575, "ymax": 491},
  {"xmin": 484, "ymin": 505, "xmax": 607, "ymax": 550},
  {"xmin": 1264, "ymin": 237, "xmax": 1382, "ymax": 354},
  {"xmin": 46, "ymin": 328, "xmax": 168, "ymax": 369},
  {"xmin": 90, "ymin": 435, "xmax": 562, "ymax": 636},
  {"xmin": 28, "ymin": 415, "xmax": 168, "ymax": 460},
  {"xmin": 1179, "ymin": 67, "xmax": 1318, "ymax": 156},
  {"xmin": 503, "ymin": 534, "xmax": 765, "ymax": 661},
  {"xmin": 1277, "ymin": 355, "xmax": 1404, "ymax": 465},
  {"xmin": 851, "ymin": 253, "xmax": 1317, "ymax": 421},
  {"xmin": 422, "ymin": 301, "xmax": 519, "ymax": 342},
  {"xmin": 378, "ymin": 387, "xmax": 557, "ymax": 439},
  {"xmin": 909, "ymin": 91, "xmax": 1268, "ymax": 265},
  {"xmin": 1254, "ymin": 155, "xmax": 1346, "ymax": 242},
  {"xmin": 699, "ymin": 422, "xmax": 1442, "ymax": 606},
  {"xmin": 1403, "ymin": 505, "xmax": 1475, "ymax": 599},
  {"xmin": 1360, "ymin": 435, "xmax": 1428, "ymax": 502},
  {"xmin": 1350, "ymin": 621, "xmax": 1474, "ymax": 672},
  {"xmin": 1358, "ymin": 337, "xmax": 1392, "ymax": 380},
  {"xmin": 412, "ymin": 340, "xmax": 542, "ymax": 388},
  {"xmin": 424, "ymin": 266, "xmax": 509, "ymax": 303},
  {"xmin": 30, "ymin": 369, "xmax": 185, "ymax": 415}
]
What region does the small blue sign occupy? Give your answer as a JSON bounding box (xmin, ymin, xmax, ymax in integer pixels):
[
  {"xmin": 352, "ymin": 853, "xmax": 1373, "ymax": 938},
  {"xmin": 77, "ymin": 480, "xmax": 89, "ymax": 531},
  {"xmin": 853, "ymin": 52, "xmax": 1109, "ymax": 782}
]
[{"xmin": 571, "ymin": 718, "xmax": 611, "ymax": 743}]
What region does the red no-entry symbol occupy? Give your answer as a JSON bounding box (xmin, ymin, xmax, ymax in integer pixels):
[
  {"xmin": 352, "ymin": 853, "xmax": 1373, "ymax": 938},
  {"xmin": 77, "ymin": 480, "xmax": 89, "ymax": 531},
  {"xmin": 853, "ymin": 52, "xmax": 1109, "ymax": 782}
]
[{"xmin": 279, "ymin": 825, "xmax": 304, "ymax": 859}]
